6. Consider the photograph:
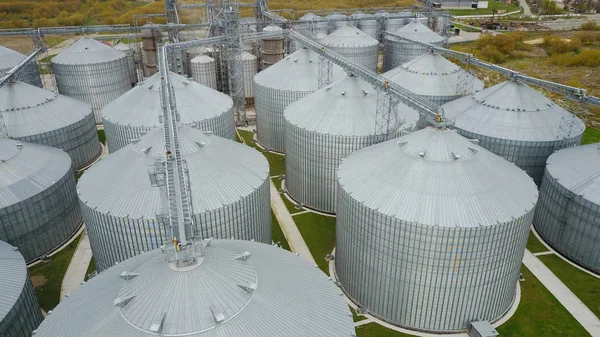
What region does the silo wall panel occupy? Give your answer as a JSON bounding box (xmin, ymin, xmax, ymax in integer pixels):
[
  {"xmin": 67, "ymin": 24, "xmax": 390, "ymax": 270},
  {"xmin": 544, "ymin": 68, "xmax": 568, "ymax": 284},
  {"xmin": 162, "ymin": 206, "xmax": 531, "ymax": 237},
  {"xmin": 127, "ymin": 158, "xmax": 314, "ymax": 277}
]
[
  {"xmin": 14, "ymin": 112, "xmax": 100, "ymax": 169},
  {"xmin": 383, "ymin": 39, "xmax": 444, "ymax": 72},
  {"xmin": 285, "ymin": 123, "xmax": 380, "ymax": 213},
  {"xmin": 452, "ymin": 129, "xmax": 582, "ymax": 185},
  {"xmin": 254, "ymin": 83, "xmax": 312, "ymax": 153},
  {"xmin": 190, "ymin": 59, "xmax": 218, "ymax": 90},
  {"xmin": 243, "ymin": 55, "xmax": 258, "ymax": 98},
  {"xmin": 83, "ymin": 177, "xmax": 271, "ymax": 272},
  {"xmin": 122, "ymin": 47, "xmax": 137, "ymax": 85},
  {"xmin": 327, "ymin": 45, "xmax": 379, "ymax": 72},
  {"xmin": 0, "ymin": 169, "xmax": 82, "ymax": 262},
  {"xmin": 335, "ymin": 187, "xmax": 534, "ymax": 331},
  {"xmin": 0, "ymin": 277, "xmax": 43, "ymax": 337},
  {"xmin": 358, "ymin": 21, "xmax": 379, "ymax": 40},
  {"xmin": 53, "ymin": 58, "xmax": 131, "ymax": 123},
  {"xmin": 534, "ymin": 170, "xmax": 600, "ymax": 273}
]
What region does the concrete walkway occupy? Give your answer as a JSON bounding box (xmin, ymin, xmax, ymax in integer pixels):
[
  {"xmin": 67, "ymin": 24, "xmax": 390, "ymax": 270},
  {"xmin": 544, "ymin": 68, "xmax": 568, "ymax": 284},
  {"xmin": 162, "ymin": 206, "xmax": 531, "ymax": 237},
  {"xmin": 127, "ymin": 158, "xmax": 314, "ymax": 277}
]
[
  {"xmin": 60, "ymin": 228, "xmax": 93, "ymax": 300},
  {"xmin": 270, "ymin": 181, "xmax": 315, "ymax": 264},
  {"xmin": 523, "ymin": 250, "xmax": 600, "ymax": 337},
  {"xmin": 522, "ymin": 1, "xmax": 533, "ymax": 16}
]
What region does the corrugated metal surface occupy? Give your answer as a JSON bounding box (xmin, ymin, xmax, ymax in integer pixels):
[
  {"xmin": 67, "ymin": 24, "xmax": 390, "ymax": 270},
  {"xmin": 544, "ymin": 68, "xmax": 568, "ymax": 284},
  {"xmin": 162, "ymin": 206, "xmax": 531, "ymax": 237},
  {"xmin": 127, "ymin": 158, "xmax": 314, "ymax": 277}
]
[
  {"xmin": 383, "ymin": 52, "xmax": 484, "ymax": 105},
  {"xmin": 326, "ymin": 12, "xmax": 348, "ymax": 32},
  {"xmin": 284, "ymin": 75, "xmax": 420, "ymax": 213},
  {"xmin": 261, "ymin": 25, "xmax": 285, "ymax": 68},
  {"xmin": 101, "ymin": 71, "xmax": 235, "ymax": 153},
  {"xmin": 78, "ymin": 126, "xmax": 271, "ymax": 271},
  {"xmin": 0, "ymin": 45, "xmax": 42, "ymax": 88},
  {"xmin": 335, "ymin": 127, "xmax": 538, "ymax": 332},
  {"xmin": 0, "ymin": 241, "xmax": 43, "ymax": 337},
  {"xmin": 183, "ymin": 47, "xmax": 205, "ymax": 76},
  {"xmin": 320, "ymin": 25, "xmax": 379, "ymax": 72},
  {"xmin": 113, "ymin": 42, "xmax": 138, "ymax": 85},
  {"xmin": 0, "ymin": 82, "xmax": 101, "ymax": 169},
  {"xmin": 352, "ymin": 12, "xmax": 378, "ymax": 40},
  {"xmin": 442, "ymin": 81, "xmax": 584, "ymax": 184},
  {"xmin": 534, "ymin": 143, "xmax": 600, "ymax": 273},
  {"xmin": 296, "ymin": 13, "xmax": 329, "ymax": 39},
  {"xmin": 242, "ymin": 51, "xmax": 257, "ymax": 98},
  {"xmin": 0, "ymin": 139, "xmax": 82, "ymax": 262},
  {"xmin": 254, "ymin": 48, "xmax": 344, "ymax": 152},
  {"xmin": 33, "ymin": 239, "xmax": 356, "ymax": 337},
  {"xmin": 383, "ymin": 20, "xmax": 444, "ymax": 72},
  {"xmin": 190, "ymin": 54, "xmax": 218, "ymax": 90},
  {"xmin": 52, "ymin": 37, "xmax": 132, "ymax": 123}
]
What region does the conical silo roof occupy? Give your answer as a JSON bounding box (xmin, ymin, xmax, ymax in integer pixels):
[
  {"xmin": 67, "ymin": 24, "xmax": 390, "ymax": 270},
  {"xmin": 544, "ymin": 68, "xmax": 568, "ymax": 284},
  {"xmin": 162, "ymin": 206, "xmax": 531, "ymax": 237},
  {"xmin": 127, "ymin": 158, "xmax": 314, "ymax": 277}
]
[
  {"xmin": 383, "ymin": 52, "xmax": 484, "ymax": 103},
  {"xmin": 253, "ymin": 48, "xmax": 344, "ymax": 92},
  {"xmin": 320, "ymin": 25, "xmax": 378, "ymax": 48},
  {"xmin": 0, "ymin": 138, "xmax": 72, "ymax": 208},
  {"xmin": 78, "ymin": 126, "xmax": 268, "ymax": 220},
  {"xmin": 300, "ymin": 12, "xmax": 320, "ymax": 20},
  {"xmin": 337, "ymin": 127, "xmax": 538, "ymax": 226},
  {"xmin": 113, "ymin": 42, "xmax": 129, "ymax": 51},
  {"xmin": 0, "ymin": 81, "xmax": 93, "ymax": 138},
  {"xmin": 102, "ymin": 71, "xmax": 232, "ymax": 130},
  {"xmin": 52, "ymin": 37, "xmax": 126, "ymax": 65},
  {"xmin": 394, "ymin": 19, "xmax": 443, "ymax": 44},
  {"xmin": 285, "ymin": 75, "xmax": 419, "ymax": 135},
  {"xmin": 0, "ymin": 45, "xmax": 26, "ymax": 70},
  {"xmin": 33, "ymin": 239, "xmax": 356, "ymax": 337},
  {"xmin": 443, "ymin": 80, "xmax": 584, "ymax": 142},
  {"xmin": 262, "ymin": 24, "xmax": 282, "ymax": 32}
]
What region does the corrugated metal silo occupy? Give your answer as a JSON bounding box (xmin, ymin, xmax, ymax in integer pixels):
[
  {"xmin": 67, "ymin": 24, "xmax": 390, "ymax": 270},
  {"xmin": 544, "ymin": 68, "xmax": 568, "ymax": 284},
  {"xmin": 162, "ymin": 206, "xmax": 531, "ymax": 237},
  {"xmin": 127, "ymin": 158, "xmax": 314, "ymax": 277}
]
[
  {"xmin": 383, "ymin": 52, "xmax": 484, "ymax": 105},
  {"xmin": 336, "ymin": 127, "xmax": 538, "ymax": 332},
  {"xmin": 0, "ymin": 82, "xmax": 101, "ymax": 169},
  {"xmin": 384, "ymin": 10, "xmax": 411, "ymax": 33},
  {"xmin": 190, "ymin": 54, "xmax": 218, "ymax": 90},
  {"xmin": 101, "ymin": 71, "xmax": 235, "ymax": 153},
  {"xmin": 326, "ymin": 12, "xmax": 348, "ymax": 32},
  {"xmin": 0, "ymin": 139, "xmax": 82, "ymax": 262},
  {"xmin": 183, "ymin": 47, "xmax": 204, "ymax": 76},
  {"xmin": 534, "ymin": 143, "xmax": 600, "ymax": 273},
  {"xmin": 242, "ymin": 51, "xmax": 258, "ymax": 98},
  {"xmin": 261, "ymin": 25, "xmax": 284, "ymax": 69},
  {"xmin": 113, "ymin": 42, "xmax": 137, "ymax": 86},
  {"xmin": 320, "ymin": 25, "xmax": 379, "ymax": 72},
  {"xmin": 442, "ymin": 81, "xmax": 585, "ymax": 184},
  {"xmin": 253, "ymin": 48, "xmax": 344, "ymax": 152},
  {"xmin": 314, "ymin": 32, "xmax": 328, "ymax": 43},
  {"xmin": 0, "ymin": 45, "xmax": 42, "ymax": 87},
  {"xmin": 352, "ymin": 11, "xmax": 378, "ymax": 40},
  {"xmin": 284, "ymin": 75, "xmax": 419, "ymax": 213},
  {"xmin": 33, "ymin": 239, "xmax": 356, "ymax": 337},
  {"xmin": 0, "ymin": 241, "xmax": 44, "ymax": 337},
  {"xmin": 52, "ymin": 37, "xmax": 131, "ymax": 123},
  {"xmin": 78, "ymin": 126, "xmax": 271, "ymax": 271},
  {"xmin": 383, "ymin": 20, "xmax": 444, "ymax": 72}
]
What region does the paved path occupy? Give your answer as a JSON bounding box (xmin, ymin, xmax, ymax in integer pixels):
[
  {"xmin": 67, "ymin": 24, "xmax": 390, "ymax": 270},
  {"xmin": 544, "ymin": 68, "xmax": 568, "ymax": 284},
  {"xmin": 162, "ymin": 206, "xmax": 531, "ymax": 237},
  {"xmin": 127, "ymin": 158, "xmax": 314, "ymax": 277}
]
[
  {"xmin": 523, "ymin": 250, "xmax": 600, "ymax": 337},
  {"xmin": 60, "ymin": 228, "xmax": 93, "ymax": 300},
  {"xmin": 522, "ymin": 1, "xmax": 533, "ymax": 16},
  {"xmin": 270, "ymin": 181, "xmax": 315, "ymax": 264}
]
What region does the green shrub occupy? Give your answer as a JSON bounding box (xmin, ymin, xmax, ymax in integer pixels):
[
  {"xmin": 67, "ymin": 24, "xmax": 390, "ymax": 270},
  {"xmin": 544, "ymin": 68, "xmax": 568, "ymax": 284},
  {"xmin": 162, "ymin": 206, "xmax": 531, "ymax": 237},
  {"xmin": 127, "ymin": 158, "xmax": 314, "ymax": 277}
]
[
  {"xmin": 551, "ymin": 49, "xmax": 600, "ymax": 67},
  {"xmin": 580, "ymin": 22, "xmax": 600, "ymax": 31},
  {"xmin": 479, "ymin": 45, "xmax": 509, "ymax": 63},
  {"xmin": 573, "ymin": 31, "xmax": 600, "ymax": 45},
  {"xmin": 544, "ymin": 36, "xmax": 581, "ymax": 55}
]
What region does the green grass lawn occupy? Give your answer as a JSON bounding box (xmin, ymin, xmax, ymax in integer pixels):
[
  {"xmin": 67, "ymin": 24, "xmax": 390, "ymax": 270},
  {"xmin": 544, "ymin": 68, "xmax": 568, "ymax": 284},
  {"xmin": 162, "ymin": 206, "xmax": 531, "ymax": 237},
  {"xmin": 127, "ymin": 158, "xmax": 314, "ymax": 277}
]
[
  {"xmin": 84, "ymin": 257, "xmax": 96, "ymax": 281},
  {"xmin": 538, "ymin": 254, "xmax": 600, "ymax": 317},
  {"xmin": 496, "ymin": 266, "xmax": 591, "ymax": 336},
  {"xmin": 293, "ymin": 212, "xmax": 336, "ymax": 274},
  {"xmin": 28, "ymin": 234, "xmax": 81, "ymax": 312},
  {"xmin": 350, "ymin": 305, "xmax": 367, "ymax": 322},
  {"xmin": 238, "ymin": 129, "xmax": 286, "ymax": 176},
  {"xmin": 582, "ymin": 127, "xmax": 600, "ymax": 145},
  {"xmin": 271, "ymin": 210, "xmax": 291, "ymax": 251},
  {"xmin": 97, "ymin": 129, "xmax": 106, "ymax": 145},
  {"xmin": 526, "ymin": 231, "xmax": 549, "ymax": 253},
  {"xmin": 448, "ymin": 1, "xmax": 521, "ymax": 16},
  {"xmin": 356, "ymin": 323, "xmax": 414, "ymax": 337}
]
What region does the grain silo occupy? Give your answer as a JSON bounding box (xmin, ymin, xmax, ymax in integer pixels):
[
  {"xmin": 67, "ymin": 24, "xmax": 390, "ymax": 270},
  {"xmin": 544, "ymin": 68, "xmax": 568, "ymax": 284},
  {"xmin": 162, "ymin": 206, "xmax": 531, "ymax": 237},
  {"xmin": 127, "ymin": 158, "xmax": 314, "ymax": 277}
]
[
  {"xmin": 297, "ymin": 12, "xmax": 329, "ymax": 38},
  {"xmin": 52, "ymin": 37, "xmax": 131, "ymax": 123},
  {"xmin": 0, "ymin": 139, "xmax": 82, "ymax": 263},
  {"xmin": 32, "ymin": 239, "xmax": 356, "ymax": 337},
  {"xmin": 254, "ymin": 48, "xmax": 344, "ymax": 153},
  {"xmin": 78, "ymin": 126, "xmax": 271, "ymax": 271},
  {"xmin": 336, "ymin": 127, "xmax": 538, "ymax": 332},
  {"xmin": 0, "ymin": 241, "xmax": 43, "ymax": 337},
  {"xmin": 242, "ymin": 51, "xmax": 258, "ymax": 98},
  {"xmin": 261, "ymin": 24, "xmax": 284, "ymax": 69},
  {"xmin": 442, "ymin": 81, "xmax": 585, "ymax": 185},
  {"xmin": 352, "ymin": 11, "xmax": 378, "ymax": 40},
  {"xmin": 113, "ymin": 42, "xmax": 137, "ymax": 86},
  {"xmin": 284, "ymin": 75, "xmax": 420, "ymax": 213},
  {"xmin": 534, "ymin": 143, "xmax": 600, "ymax": 274},
  {"xmin": 383, "ymin": 19, "xmax": 444, "ymax": 72},
  {"xmin": 0, "ymin": 81, "xmax": 101, "ymax": 169},
  {"xmin": 141, "ymin": 22, "xmax": 159, "ymax": 76},
  {"xmin": 190, "ymin": 54, "xmax": 218, "ymax": 89},
  {"xmin": 326, "ymin": 12, "xmax": 348, "ymax": 32},
  {"xmin": 384, "ymin": 10, "xmax": 411, "ymax": 33},
  {"xmin": 101, "ymin": 71, "xmax": 235, "ymax": 153},
  {"xmin": 320, "ymin": 25, "xmax": 379, "ymax": 72},
  {"xmin": 183, "ymin": 47, "xmax": 205, "ymax": 76},
  {"xmin": 0, "ymin": 45, "xmax": 42, "ymax": 87},
  {"xmin": 383, "ymin": 52, "xmax": 484, "ymax": 105}
]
